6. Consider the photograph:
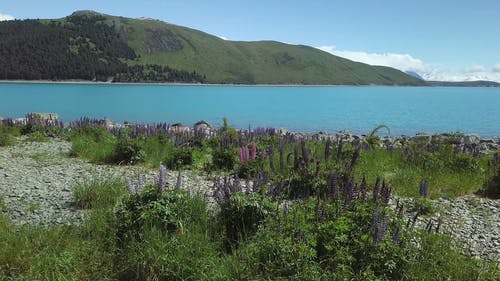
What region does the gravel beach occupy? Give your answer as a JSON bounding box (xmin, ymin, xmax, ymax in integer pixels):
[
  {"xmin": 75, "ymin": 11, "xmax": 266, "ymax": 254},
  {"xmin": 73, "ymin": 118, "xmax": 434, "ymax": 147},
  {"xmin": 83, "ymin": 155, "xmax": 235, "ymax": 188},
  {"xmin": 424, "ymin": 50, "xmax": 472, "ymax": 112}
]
[{"xmin": 0, "ymin": 139, "xmax": 212, "ymax": 226}]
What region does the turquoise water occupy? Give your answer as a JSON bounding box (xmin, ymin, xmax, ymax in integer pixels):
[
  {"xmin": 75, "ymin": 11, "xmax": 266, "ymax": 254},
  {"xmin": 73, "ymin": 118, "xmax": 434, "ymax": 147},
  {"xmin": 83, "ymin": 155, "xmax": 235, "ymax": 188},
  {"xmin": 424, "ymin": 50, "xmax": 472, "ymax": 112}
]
[{"xmin": 1, "ymin": 83, "xmax": 499, "ymax": 136}]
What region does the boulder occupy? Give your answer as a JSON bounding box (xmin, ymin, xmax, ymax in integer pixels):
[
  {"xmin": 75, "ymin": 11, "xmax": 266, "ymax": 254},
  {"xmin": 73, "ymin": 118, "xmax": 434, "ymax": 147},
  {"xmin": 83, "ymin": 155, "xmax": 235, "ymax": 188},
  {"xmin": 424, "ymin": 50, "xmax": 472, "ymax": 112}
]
[
  {"xmin": 193, "ymin": 120, "xmax": 212, "ymax": 136},
  {"xmin": 464, "ymin": 134, "xmax": 480, "ymax": 145},
  {"xmin": 412, "ymin": 133, "xmax": 431, "ymax": 143}
]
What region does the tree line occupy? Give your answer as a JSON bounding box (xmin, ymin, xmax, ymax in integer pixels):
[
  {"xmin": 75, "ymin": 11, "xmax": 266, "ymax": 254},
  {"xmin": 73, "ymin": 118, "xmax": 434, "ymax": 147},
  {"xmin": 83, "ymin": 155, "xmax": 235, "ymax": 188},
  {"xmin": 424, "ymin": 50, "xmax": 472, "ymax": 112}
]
[{"xmin": 0, "ymin": 14, "xmax": 204, "ymax": 83}]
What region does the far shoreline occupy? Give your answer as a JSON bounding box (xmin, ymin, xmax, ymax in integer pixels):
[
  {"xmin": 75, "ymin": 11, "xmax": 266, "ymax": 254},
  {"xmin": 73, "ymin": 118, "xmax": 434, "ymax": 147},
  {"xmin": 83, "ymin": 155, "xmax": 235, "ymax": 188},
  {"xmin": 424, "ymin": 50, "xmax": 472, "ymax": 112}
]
[
  {"xmin": 0, "ymin": 79, "xmax": 424, "ymax": 87},
  {"xmin": 1, "ymin": 79, "xmax": 499, "ymax": 87}
]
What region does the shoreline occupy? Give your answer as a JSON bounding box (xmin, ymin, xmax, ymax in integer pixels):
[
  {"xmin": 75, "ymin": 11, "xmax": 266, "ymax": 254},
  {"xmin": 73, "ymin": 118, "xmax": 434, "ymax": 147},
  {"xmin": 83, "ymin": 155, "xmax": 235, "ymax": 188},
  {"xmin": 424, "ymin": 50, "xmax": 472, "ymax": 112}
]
[
  {"xmin": 1, "ymin": 79, "xmax": 498, "ymax": 88},
  {"xmin": 0, "ymin": 79, "xmax": 421, "ymax": 87},
  {"xmin": 2, "ymin": 113, "xmax": 500, "ymax": 141}
]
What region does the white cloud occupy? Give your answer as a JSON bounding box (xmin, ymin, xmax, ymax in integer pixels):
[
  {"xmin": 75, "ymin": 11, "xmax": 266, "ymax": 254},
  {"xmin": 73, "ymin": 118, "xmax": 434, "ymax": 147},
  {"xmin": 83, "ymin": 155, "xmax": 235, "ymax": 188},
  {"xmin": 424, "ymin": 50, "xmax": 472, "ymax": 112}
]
[
  {"xmin": 0, "ymin": 13, "xmax": 14, "ymax": 21},
  {"xmin": 316, "ymin": 45, "xmax": 500, "ymax": 83},
  {"xmin": 317, "ymin": 45, "xmax": 428, "ymax": 73},
  {"xmin": 466, "ymin": 65, "xmax": 486, "ymax": 73}
]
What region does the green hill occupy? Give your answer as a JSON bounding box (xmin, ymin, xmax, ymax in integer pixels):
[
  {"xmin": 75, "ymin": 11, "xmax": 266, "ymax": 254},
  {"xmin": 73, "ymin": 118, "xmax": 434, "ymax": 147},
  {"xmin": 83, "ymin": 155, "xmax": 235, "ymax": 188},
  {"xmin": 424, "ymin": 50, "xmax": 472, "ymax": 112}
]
[{"xmin": 0, "ymin": 10, "xmax": 424, "ymax": 85}]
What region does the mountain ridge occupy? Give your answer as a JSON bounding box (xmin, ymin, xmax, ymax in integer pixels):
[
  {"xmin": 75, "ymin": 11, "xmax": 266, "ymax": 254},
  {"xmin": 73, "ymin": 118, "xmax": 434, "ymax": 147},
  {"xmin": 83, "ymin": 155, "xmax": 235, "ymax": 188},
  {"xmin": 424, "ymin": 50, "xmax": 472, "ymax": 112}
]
[{"xmin": 0, "ymin": 11, "xmax": 426, "ymax": 85}]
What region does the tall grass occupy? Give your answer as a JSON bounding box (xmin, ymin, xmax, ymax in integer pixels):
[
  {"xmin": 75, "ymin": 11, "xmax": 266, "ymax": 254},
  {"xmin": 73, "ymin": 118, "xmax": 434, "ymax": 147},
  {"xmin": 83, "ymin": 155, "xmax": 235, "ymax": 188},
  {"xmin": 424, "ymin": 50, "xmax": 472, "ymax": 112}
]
[
  {"xmin": 356, "ymin": 148, "xmax": 488, "ymax": 198},
  {"xmin": 0, "ymin": 181, "xmax": 498, "ymax": 280},
  {"xmin": 0, "ymin": 124, "xmax": 20, "ymax": 146},
  {"xmin": 72, "ymin": 178, "xmax": 126, "ymax": 209}
]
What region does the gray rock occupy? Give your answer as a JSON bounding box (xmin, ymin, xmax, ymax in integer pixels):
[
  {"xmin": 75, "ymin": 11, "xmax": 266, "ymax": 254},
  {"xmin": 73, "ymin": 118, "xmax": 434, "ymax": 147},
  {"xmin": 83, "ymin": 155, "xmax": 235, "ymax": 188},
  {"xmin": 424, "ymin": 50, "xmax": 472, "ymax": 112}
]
[
  {"xmin": 464, "ymin": 134, "xmax": 480, "ymax": 145},
  {"xmin": 412, "ymin": 133, "xmax": 431, "ymax": 143}
]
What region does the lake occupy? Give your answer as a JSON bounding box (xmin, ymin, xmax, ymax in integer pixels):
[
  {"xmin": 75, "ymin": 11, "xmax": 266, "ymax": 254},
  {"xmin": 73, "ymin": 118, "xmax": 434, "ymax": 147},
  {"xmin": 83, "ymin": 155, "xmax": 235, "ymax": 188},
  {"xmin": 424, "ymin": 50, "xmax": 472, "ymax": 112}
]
[{"xmin": 1, "ymin": 82, "xmax": 499, "ymax": 137}]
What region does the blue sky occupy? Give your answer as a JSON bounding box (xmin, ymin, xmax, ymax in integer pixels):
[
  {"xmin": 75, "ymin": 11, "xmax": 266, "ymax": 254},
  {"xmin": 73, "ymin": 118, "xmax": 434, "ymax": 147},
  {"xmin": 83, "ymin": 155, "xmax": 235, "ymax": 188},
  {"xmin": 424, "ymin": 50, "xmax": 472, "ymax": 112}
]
[{"xmin": 2, "ymin": 0, "xmax": 500, "ymax": 81}]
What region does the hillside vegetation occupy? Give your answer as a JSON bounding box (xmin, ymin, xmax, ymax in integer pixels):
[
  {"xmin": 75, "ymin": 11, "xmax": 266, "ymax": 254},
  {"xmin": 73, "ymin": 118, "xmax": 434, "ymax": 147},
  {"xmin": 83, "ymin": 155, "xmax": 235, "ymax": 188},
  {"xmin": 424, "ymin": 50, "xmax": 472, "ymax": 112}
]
[{"xmin": 0, "ymin": 10, "xmax": 423, "ymax": 85}]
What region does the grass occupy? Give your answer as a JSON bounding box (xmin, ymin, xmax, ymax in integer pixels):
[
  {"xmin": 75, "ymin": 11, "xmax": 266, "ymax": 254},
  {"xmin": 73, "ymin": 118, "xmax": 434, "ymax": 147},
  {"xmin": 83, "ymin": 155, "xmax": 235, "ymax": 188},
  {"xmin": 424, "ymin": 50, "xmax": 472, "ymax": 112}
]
[
  {"xmin": 72, "ymin": 178, "xmax": 126, "ymax": 209},
  {"xmin": 0, "ymin": 124, "xmax": 20, "ymax": 146},
  {"xmin": 93, "ymin": 11, "xmax": 424, "ymax": 85},
  {"xmin": 1, "ymin": 123, "xmax": 499, "ymax": 279},
  {"xmin": 0, "ymin": 179, "xmax": 498, "ymax": 280},
  {"xmin": 66, "ymin": 125, "xmax": 493, "ymax": 199},
  {"xmin": 356, "ymin": 148, "xmax": 489, "ymax": 198}
]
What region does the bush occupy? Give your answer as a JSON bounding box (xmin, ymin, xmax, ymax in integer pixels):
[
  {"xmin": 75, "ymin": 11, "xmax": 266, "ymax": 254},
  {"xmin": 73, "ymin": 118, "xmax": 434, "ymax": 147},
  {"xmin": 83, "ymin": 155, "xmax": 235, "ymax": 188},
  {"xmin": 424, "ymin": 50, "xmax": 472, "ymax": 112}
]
[
  {"xmin": 450, "ymin": 153, "xmax": 479, "ymax": 172},
  {"xmin": 111, "ymin": 135, "xmax": 145, "ymax": 165},
  {"xmin": 235, "ymin": 159, "xmax": 262, "ymax": 178},
  {"xmin": 219, "ymin": 192, "xmax": 275, "ymax": 250},
  {"xmin": 118, "ymin": 228, "xmax": 227, "ymax": 281},
  {"xmin": 69, "ymin": 126, "xmax": 116, "ymax": 163},
  {"xmin": 72, "ymin": 179, "xmax": 126, "ymax": 209},
  {"xmin": 25, "ymin": 131, "xmax": 49, "ymax": 142},
  {"xmin": 0, "ymin": 125, "xmax": 19, "ymax": 146},
  {"xmin": 212, "ymin": 148, "xmax": 236, "ymax": 171},
  {"xmin": 166, "ymin": 147, "xmax": 193, "ymax": 169},
  {"xmin": 483, "ymin": 164, "xmax": 500, "ymax": 199},
  {"xmin": 410, "ymin": 198, "xmax": 436, "ymax": 216},
  {"xmin": 0, "ymin": 133, "xmax": 15, "ymax": 146},
  {"xmin": 239, "ymin": 227, "xmax": 319, "ymax": 280},
  {"xmin": 114, "ymin": 187, "xmax": 208, "ymax": 243}
]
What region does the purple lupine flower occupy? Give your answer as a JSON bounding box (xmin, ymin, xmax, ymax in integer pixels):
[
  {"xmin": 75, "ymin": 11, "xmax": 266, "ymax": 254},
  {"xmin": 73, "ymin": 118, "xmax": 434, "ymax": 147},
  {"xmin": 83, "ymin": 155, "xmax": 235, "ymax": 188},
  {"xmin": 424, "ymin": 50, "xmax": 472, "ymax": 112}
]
[
  {"xmin": 386, "ymin": 143, "xmax": 394, "ymax": 157},
  {"xmin": 380, "ymin": 181, "xmax": 391, "ymax": 206},
  {"xmin": 360, "ymin": 176, "xmax": 367, "ymax": 201},
  {"xmin": 250, "ymin": 142, "xmax": 257, "ymax": 160},
  {"xmin": 158, "ymin": 163, "xmax": 167, "ymax": 192},
  {"xmin": 373, "ymin": 177, "xmax": 381, "ymax": 201},
  {"xmin": 391, "ymin": 226, "xmax": 401, "ymax": 245},
  {"xmin": 125, "ymin": 177, "xmax": 135, "ymax": 194},
  {"xmin": 375, "ymin": 214, "xmax": 388, "ymax": 244},
  {"xmin": 327, "ymin": 172, "xmax": 338, "ymax": 200},
  {"xmin": 337, "ymin": 139, "xmax": 343, "ymax": 160},
  {"xmin": 301, "ymin": 140, "xmax": 310, "ymax": 167},
  {"xmin": 135, "ymin": 174, "xmax": 147, "ymax": 194},
  {"xmin": 419, "ymin": 180, "xmax": 429, "ymax": 198},
  {"xmin": 472, "ymin": 146, "xmax": 481, "ymax": 158},
  {"xmin": 349, "ymin": 146, "xmax": 360, "ymax": 172},
  {"xmin": 343, "ymin": 179, "xmax": 354, "ymax": 204},
  {"xmin": 324, "ymin": 138, "xmax": 332, "ymax": 160},
  {"xmin": 175, "ymin": 170, "xmax": 182, "ymax": 189}
]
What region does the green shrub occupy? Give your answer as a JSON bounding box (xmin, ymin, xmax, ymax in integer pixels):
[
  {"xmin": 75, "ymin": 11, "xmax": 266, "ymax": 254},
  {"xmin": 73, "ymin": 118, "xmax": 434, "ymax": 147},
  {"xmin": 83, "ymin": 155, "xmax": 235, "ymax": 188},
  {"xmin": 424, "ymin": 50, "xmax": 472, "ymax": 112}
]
[
  {"xmin": 114, "ymin": 187, "xmax": 208, "ymax": 243},
  {"xmin": 69, "ymin": 126, "xmax": 116, "ymax": 163},
  {"xmin": 483, "ymin": 164, "xmax": 500, "ymax": 199},
  {"xmin": 410, "ymin": 198, "xmax": 436, "ymax": 216},
  {"xmin": 25, "ymin": 131, "xmax": 49, "ymax": 142},
  {"xmin": 166, "ymin": 147, "xmax": 194, "ymax": 169},
  {"xmin": 0, "ymin": 124, "xmax": 19, "ymax": 146},
  {"xmin": 239, "ymin": 227, "xmax": 319, "ymax": 280},
  {"xmin": 0, "ymin": 133, "xmax": 16, "ymax": 146},
  {"xmin": 72, "ymin": 178, "xmax": 126, "ymax": 209},
  {"xmin": 219, "ymin": 192, "xmax": 275, "ymax": 250},
  {"xmin": 450, "ymin": 153, "xmax": 479, "ymax": 172},
  {"xmin": 212, "ymin": 148, "xmax": 236, "ymax": 171},
  {"xmin": 118, "ymin": 228, "xmax": 227, "ymax": 281},
  {"xmin": 402, "ymin": 232, "xmax": 500, "ymax": 281},
  {"xmin": 235, "ymin": 159, "xmax": 262, "ymax": 178},
  {"xmin": 111, "ymin": 135, "xmax": 145, "ymax": 165}
]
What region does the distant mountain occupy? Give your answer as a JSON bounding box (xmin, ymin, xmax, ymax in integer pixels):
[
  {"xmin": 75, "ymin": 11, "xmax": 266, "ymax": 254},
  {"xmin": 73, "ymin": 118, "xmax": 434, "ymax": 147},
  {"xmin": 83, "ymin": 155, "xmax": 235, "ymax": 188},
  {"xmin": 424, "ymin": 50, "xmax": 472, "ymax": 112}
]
[
  {"xmin": 0, "ymin": 10, "xmax": 424, "ymax": 85},
  {"xmin": 426, "ymin": 80, "xmax": 500, "ymax": 87},
  {"xmin": 405, "ymin": 71, "xmax": 424, "ymax": 80}
]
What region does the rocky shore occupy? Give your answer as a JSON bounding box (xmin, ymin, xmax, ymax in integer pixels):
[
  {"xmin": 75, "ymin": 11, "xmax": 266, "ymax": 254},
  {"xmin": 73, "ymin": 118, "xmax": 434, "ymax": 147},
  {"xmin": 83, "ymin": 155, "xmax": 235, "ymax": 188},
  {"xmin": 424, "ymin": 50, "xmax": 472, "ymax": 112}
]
[
  {"xmin": 0, "ymin": 139, "xmax": 212, "ymax": 226},
  {"xmin": 0, "ymin": 139, "xmax": 498, "ymax": 263},
  {"xmin": 393, "ymin": 196, "xmax": 500, "ymax": 263}
]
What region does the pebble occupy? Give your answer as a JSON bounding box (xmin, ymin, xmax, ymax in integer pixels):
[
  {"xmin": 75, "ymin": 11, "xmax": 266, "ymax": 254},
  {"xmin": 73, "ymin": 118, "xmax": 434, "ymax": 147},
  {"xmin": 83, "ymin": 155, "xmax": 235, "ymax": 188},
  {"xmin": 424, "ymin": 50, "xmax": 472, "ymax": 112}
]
[
  {"xmin": 392, "ymin": 195, "xmax": 500, "ymax": 263},
  {"xmin": 0, "ymin": 139, "xmax": 212, "ymax": 227}
]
